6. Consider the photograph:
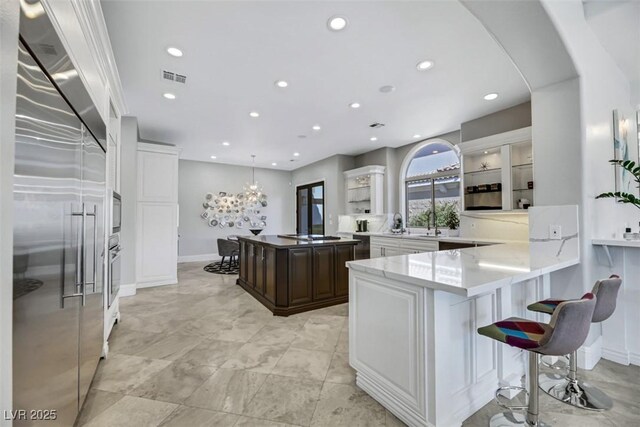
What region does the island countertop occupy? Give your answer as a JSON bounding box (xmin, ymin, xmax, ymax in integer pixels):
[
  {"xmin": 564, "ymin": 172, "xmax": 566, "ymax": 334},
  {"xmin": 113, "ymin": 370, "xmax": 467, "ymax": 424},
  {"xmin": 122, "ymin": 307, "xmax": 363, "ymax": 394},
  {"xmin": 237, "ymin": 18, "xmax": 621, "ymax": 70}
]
[
  {"xmin": 346, "ymin": 242, "xmax": 579, "ymax": 297},
  {"xmin": 237, "ymin": 234, "xmax": 358, "ymax": 248}
]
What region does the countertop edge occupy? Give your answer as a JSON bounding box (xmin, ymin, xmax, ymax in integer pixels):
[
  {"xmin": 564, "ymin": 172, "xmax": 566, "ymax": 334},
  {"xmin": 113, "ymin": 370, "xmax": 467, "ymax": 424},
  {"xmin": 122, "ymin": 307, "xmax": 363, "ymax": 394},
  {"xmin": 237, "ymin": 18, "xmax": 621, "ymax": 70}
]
[{"xmin": 592, "ymin": 239, "xmax": 640, "ymax": 248}]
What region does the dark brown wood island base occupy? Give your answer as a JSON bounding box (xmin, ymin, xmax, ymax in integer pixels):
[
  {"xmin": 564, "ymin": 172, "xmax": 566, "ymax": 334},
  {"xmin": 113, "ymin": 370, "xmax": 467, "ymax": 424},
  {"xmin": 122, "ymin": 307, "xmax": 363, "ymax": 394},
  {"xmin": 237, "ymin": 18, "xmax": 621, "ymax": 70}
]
[{"xmin": 236, "ymin": 235, "xmax": 358, "ymax": 316}]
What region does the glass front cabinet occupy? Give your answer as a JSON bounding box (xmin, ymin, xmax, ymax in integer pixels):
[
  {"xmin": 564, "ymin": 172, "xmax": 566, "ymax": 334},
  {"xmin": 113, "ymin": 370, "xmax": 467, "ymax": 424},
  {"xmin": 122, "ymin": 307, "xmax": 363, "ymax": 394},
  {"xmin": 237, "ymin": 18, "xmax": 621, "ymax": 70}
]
[{"xmin": 460, "ymin": 127, "xmax": 533, "ymax": 212}]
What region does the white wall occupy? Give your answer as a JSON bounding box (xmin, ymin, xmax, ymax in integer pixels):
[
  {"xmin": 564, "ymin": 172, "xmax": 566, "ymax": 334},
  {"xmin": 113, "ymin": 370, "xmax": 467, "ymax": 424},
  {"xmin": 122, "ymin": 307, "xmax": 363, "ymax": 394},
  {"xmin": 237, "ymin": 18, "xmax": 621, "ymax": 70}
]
[
  {"xmin": 119, "ymin": 117, "xmax": 138, "ymax": 288},
  {"xmin": 178, "ymin": 160, "xmax": 295, "ymax": 261},
  {"xmin": 0, "ymin": 0, "xmax": 19, "ymax": 421},
  {"xmin": 291, "ymin": 155, "xmax": 355, "ymax": 235}
]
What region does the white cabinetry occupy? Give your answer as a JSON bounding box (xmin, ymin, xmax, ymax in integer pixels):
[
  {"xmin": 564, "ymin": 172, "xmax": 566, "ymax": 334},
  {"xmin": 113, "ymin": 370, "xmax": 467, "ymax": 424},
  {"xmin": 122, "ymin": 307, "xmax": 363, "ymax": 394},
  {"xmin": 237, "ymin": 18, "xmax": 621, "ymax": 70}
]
[
  {"xmin": 460, "ymin": 127, "xmax": 532, "ymax": 212},
  {"xmin": 344, "ymin": 165, "xmax": 385, "ymax": 215},
  {"xmin": 370, "ymin": 236, "xmax": 439, "ymax": 258},
  {"xmin": 135, "ymin": 143, "xmax": 179, "ymax": 287}
]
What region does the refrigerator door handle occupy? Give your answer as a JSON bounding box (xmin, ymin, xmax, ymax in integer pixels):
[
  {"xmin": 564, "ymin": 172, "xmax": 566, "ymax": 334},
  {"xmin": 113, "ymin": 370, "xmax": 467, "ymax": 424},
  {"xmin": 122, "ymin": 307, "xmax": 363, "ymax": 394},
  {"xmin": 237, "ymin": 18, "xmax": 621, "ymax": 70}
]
[
  {"xmin": 81, "ymin": 203, "xmax": 86, "ymax": 306},
  {"xmin": 64, "ymin": 205, "xmax": 85, "ymax": 308},
  {"xmin": 84, "ymin": 205, "xmax": 97, "ymax": 293}
]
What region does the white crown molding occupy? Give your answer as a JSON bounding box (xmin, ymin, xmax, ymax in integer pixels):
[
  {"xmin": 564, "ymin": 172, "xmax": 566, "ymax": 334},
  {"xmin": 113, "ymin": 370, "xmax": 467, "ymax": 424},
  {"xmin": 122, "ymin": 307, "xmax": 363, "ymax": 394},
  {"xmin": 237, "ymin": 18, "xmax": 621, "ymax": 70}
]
[
  {"xmin": 138, "ymin": 141, "xmax": 181, "ymax": 155},
  {"xmin": 344, "ymin": 165, "xmax": 386, "ymax": 178},
  {"xmin": 458, "ymin": 126, "xmax": 532, "ymax": 154}
]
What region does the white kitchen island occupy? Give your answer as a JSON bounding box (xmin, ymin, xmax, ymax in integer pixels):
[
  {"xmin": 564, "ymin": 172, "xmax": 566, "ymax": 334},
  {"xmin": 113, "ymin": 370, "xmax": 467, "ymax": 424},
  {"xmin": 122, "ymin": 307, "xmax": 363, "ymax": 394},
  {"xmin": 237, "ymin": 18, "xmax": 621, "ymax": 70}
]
[{"xmin": 347, "ymin": 240, "xmax": 579, "ymax": 427}]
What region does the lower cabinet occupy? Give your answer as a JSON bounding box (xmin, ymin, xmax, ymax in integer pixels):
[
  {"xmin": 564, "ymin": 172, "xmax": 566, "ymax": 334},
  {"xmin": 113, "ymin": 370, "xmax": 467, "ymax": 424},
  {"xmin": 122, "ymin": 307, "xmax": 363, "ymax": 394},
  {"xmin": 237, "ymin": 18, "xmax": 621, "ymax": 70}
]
[{"xmin": 237, "ymin": 239, "xmax": 356, "ymax": 316}]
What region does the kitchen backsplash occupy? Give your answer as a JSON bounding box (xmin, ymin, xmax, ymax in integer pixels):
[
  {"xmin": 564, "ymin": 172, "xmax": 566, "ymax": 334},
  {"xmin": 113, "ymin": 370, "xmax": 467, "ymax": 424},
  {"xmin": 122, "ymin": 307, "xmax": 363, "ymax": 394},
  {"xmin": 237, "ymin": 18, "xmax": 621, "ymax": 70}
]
[
  {"xmin": 338, "ymin": 214, "xmax": 393, "ymax": 233},
  {"xmin": 459, "ymin": 212, "xmax": 529, "ymax": 241}
]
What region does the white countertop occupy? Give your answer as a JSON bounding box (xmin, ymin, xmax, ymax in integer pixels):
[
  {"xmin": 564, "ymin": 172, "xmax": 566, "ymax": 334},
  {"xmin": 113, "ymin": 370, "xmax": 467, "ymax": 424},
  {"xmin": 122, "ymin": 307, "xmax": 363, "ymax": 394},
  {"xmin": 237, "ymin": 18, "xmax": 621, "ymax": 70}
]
[
  {"xmin": 346, "ymin": 242, "xmax": 579, "ymax": 297},
  {"xmin": 336, "ymin": 231, "xmax": 519, "ymax": 245},
  {"xmin": 592, "ymin": 238, "xmax": 640, "ymax": 248}
]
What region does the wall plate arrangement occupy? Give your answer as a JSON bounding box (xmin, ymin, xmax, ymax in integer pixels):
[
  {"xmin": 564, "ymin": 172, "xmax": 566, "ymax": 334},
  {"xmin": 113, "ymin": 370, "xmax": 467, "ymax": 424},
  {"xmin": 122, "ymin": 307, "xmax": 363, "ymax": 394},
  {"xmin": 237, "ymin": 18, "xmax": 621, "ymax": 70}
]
[{"xmin": 201, "ymin": 191, "xmax": 267, "ymax": 229}]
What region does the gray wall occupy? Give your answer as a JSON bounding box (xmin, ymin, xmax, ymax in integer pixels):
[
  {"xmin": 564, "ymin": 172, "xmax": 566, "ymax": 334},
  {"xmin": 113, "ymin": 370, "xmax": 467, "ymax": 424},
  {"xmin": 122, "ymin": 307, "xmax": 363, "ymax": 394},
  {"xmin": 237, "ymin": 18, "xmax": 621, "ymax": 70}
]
[
  {"xmin": 461, "ymin": 101, "xmax": 531, "ymax": 142},
  {"xmin": 291, "ymin": 155, "xmax": 355, "ymax": 235},
  {"xmin": 178, "ymin": 160, "xmax": 295, "ymax": 258},
  {"xmin": 119, "ymin": 116, "xmax": 138, "ymax": 286}
]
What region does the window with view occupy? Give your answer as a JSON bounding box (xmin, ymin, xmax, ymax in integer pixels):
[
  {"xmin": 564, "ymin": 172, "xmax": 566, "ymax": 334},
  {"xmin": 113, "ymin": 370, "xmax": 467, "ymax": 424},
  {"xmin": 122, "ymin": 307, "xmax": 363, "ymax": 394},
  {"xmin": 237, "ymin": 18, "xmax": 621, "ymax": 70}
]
[{"xmin": 405, "ymin": 141, "xmax": 460, "ymax": 228}]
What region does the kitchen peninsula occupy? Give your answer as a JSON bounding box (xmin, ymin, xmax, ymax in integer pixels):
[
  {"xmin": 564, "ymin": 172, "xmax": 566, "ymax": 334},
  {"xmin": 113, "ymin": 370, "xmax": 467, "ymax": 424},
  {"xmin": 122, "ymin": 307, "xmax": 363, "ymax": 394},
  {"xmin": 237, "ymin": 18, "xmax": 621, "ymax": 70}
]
[
  {"xmin": 346, "ymin": 206, "xmax": 581, "ymax": 427},
  {"xmin": 237, "ymin": 235, "xmax": 358, "ymax": 316}
]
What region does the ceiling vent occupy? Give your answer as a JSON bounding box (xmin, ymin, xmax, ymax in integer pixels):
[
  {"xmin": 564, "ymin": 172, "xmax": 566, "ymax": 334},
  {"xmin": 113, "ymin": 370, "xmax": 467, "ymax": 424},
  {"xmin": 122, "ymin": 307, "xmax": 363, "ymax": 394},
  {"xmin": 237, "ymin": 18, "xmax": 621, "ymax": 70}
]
[
  {"xmin": 369, "ymin": 122, "xmax": 385, "ymax": 128},
  {"xmin": 162, "ymin": 70, "xmax": 187, "ymax": 84}
]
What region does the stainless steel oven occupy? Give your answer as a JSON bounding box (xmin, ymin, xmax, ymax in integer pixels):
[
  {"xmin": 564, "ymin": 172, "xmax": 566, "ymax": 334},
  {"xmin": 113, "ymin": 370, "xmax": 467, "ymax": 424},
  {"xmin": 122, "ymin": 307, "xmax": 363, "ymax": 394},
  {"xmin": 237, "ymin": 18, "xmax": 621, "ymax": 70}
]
[{"xmin": 107, "ymin": 234, "xmax": 121, "ymax": 308}]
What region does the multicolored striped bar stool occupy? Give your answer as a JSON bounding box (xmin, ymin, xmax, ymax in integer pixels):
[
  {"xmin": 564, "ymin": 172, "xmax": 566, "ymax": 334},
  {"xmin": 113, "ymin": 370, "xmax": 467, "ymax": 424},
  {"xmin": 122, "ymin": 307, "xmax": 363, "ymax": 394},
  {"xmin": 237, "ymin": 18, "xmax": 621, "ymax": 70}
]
[
  {"xmin": 478, "ymin": 293, "xmax": 596, "ymax": 427},
  {"xmin": 527, "ymin": 275, "xmax": 622, "ymax": 411}
]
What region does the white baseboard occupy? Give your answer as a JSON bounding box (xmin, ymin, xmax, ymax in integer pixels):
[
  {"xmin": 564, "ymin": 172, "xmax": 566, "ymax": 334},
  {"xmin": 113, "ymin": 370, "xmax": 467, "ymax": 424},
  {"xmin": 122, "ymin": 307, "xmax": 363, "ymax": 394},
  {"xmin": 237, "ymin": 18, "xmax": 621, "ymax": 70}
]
[
  {"xmin": 602, "ymin": 347, "xmax": 631, "ymax": 366},
  {"xmin": 136, "ymin": 278, "xmax": 177, "ymax": 289},
  {"xmin": 630, "ymin": 352, "xmax": 640, "ymax": 366},
  {"xmin": 578, "ymin": 335, "xmax": 602, "ymax": 370},
  {"xmin": 119, "ymin": 283, "xmax": 136, "ymax": 297},
  {"xmin": 178, "ymin": 252, "xmax": 217, "ymax": 263}
]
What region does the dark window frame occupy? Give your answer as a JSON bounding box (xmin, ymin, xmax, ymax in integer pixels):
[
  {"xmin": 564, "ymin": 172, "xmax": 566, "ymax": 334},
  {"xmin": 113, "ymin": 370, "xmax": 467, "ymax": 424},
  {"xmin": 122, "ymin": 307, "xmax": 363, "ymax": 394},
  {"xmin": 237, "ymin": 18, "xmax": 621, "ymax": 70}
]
[{"xmin": 296, "ymin": 181, "xmax": 325, "ymax": 235}]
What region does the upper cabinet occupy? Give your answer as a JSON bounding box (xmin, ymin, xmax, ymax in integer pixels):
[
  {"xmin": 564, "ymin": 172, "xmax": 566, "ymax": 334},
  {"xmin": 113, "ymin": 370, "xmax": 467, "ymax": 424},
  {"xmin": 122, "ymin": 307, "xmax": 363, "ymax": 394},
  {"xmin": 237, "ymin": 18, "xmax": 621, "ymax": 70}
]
[
  {"xmin": 460, "ymin": 127, "xmax": 533, "ymax": 212},
  {"xmin": 137, "ymin": 143, "xmax": 179, "ymax": 203},
  {"xmin": 344, "ymin": 165, "xmax": 385, "ymax": 215}
]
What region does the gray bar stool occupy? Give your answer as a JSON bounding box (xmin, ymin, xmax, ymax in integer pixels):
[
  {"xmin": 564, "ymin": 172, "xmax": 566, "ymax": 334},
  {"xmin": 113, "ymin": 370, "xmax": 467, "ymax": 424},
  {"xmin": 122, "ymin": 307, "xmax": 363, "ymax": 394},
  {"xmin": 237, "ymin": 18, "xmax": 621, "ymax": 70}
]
[
  {"xmin": 527, "ymin": 275, "xmax": 622, "ymax": 411},
  {"xmin": 478, "ymin": 293, "xmax": 596, "ymax": 427}
]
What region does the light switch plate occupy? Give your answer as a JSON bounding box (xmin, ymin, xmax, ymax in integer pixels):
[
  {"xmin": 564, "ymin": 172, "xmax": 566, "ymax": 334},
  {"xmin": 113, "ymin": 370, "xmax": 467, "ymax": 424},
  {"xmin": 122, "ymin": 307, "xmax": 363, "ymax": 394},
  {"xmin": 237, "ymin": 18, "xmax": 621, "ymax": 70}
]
[{"xmin": 550, "ymin": 225, "xmax": 562, "ymax": 240}]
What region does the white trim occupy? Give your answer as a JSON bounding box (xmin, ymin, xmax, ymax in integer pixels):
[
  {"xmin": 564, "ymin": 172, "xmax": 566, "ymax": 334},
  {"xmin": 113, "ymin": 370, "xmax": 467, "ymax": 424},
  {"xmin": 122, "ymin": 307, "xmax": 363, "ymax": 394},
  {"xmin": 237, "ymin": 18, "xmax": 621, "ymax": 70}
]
[
  {"xmin": 138, "ymin": 141, "xmax": 180, "ymax": 155},
  {"xmin": 178, "ymin": 253, "xmax": 218, "ymax": 263},
  {"xmin": 344, "ymin": 165, "xmax": 386, "ymax": 178},
  {"xmin": 458, "ymin": 126, "xmax": 532, "ymax": 154},
  {"xmin": 119, "ymin": 283, "xmax": 136, "ymax": 297},
  {"xmin": 602, "ymin": 347, "xmax": 631, "ymax": 366},
  {"xmin": 630, "ymin": 352, "xmax": 640, "ymax": 367},
  {"xmin": 137, "ymin": 278, "xmax": 177, "ymax": 289},
  {"xmin": 577, "ymin": 336, "xmax": 602, "ymax": 370},
  {"xmin": 399, "ymin": 138, "xmax": 461, "ymax": 224}
]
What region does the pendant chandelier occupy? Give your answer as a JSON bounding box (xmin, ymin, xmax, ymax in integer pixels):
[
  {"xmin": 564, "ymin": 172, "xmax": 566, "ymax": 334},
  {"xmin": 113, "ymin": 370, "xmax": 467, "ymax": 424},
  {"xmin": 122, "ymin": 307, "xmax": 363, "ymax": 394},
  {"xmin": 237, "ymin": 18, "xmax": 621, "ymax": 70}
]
[{"xmin": 244, "ymin": 154, "xmax": 263, "ymax": 203}]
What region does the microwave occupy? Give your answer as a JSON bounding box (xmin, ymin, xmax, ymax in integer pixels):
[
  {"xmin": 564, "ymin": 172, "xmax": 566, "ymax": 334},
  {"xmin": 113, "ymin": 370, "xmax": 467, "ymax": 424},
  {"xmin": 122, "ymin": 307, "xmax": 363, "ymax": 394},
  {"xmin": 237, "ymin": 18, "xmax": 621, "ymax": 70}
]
[{"xmin": 110, "ymin": 190, "xmax": 121, "ymax": 233}]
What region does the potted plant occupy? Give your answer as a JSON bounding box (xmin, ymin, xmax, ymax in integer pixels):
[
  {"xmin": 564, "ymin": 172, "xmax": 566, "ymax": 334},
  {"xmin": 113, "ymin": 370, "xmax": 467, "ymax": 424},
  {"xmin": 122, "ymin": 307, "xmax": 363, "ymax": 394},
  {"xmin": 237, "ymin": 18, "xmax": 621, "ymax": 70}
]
[
  {"xmin": 444, "ymin": 209, "xmax": 460, "ymax": 237},
  {"xmin": 596, "ymin": 160, "xmax": 640, "ymax": 210}
]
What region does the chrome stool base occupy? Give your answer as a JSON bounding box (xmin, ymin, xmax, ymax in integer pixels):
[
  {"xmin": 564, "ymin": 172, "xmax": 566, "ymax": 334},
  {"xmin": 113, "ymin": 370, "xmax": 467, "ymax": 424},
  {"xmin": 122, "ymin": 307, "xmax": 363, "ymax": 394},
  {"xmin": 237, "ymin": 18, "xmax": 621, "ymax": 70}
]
[
  {"xmin": 539, "ymin": 373, "xmax": 613, "ymax": 411},
  {"xmin": 540, "ymin": 355, "xmax": 569, "ymax": 371},
  {"xmin": 489, "ymin": 412, "xmax": 551, "ymax": 427}
]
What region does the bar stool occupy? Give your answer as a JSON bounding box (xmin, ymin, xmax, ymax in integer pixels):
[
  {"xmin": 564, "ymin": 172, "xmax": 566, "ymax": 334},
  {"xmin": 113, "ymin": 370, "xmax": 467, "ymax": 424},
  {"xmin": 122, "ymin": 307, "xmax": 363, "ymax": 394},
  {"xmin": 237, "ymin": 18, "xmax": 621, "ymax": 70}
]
[
  {"xmin": 478, "ymin": 293, "xmax": 596, "ymax": 427},
  {"xmin": 527, "ymin": 275, "xmax": 622, "ymax": 411}
]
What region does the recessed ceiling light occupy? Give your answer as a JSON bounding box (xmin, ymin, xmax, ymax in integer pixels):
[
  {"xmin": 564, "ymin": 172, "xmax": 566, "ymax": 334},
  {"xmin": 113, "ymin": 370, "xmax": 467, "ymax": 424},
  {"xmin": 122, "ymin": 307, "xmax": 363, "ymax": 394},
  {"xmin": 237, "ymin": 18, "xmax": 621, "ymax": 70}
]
[
  {"xmin": 327, "ymin": 15, "xmax": 348, "ymax": 31},
  {"xmin": 163, "ymin": 93, "xmax": 176, "ymax": 100},
  {"xmin": 275, "ymin": 80, "xmax": 288, "ymax": 88},
  {"xmin": 293, "ymin": 152, "xmax": 300, "ymax": 157},
  {"xmin": 272, "ymin": 162, "xmax": 277, "ymax": 166},
  {"xmin": 312, "ymin": 125, "xmax": 321, "ymax": 131},
  {"xmin": 484, "ymin": 93, "xmax": 499, "ymax": 101},
  {"xmin": 370, "ymin": 137, "xmax": 378, "ymax": 141},
  {"xmin": 432, "ymin": 150, "xmax": 439, "ymax": 154},
  {"xmin": 379, "ymin": 85, "xmax": 396, "ymax": 93},
  {"xmin": 416, "ymin": 60, "xmax": 435, "ymax": 71},
  {"xmin": 249, "ymin": 111, "xmax": 260, "ymax": 118},
  {"xmin": 210, "ymin": 155, "xmax": 217, "ymax": 159},
  {"xmin": 349, "ymin": 102, "xmax": 361, "ymax": 109},
  {"xmin": 167, "ymin": 47, "xmax": 183, "ymax": 57},
  {"xmin": 222, "ymin": 141, "xmax": 230, "ymax": 146},
  {"xmin": 413, "ymin": 134, "xmax": 421, "ymax": 139}
]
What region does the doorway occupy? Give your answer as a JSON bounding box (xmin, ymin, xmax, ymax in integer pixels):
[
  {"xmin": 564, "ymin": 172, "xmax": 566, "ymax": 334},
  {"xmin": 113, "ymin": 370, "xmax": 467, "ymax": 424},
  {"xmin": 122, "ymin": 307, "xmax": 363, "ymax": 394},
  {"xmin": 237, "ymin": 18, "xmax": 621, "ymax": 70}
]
[{"xmin": 296, "ymin": 182, "xmax": 325, "ymax": 235}]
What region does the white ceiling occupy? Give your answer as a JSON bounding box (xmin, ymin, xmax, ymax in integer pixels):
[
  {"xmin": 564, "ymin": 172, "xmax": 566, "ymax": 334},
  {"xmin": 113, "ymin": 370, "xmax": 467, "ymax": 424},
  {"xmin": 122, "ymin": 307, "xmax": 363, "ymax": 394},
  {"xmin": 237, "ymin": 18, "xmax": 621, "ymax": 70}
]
[{"xmin": 101, "ymin": 0, "xmax": 530, "ymax": 170}]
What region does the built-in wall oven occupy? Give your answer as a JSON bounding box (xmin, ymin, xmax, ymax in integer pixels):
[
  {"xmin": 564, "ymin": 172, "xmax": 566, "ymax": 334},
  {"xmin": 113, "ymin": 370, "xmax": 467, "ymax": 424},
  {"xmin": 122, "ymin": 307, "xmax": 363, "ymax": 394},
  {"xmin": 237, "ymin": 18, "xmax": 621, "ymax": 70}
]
[
  {"xmin": 110, "ymin": 190, "xmax": 121, "ymax": 233},
  {"xmin": 107, "ymin": 233, "xmax": 121, "ymax": 308}
]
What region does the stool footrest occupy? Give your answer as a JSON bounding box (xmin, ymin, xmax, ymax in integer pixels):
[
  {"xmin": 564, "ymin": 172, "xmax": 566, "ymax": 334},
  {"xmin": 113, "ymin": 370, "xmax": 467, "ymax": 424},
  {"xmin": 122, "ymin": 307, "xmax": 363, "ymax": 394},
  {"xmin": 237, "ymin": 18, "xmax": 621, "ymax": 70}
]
[{"xmin": 495, "ymin": 386, "xmax": 529, "ymax": 411}]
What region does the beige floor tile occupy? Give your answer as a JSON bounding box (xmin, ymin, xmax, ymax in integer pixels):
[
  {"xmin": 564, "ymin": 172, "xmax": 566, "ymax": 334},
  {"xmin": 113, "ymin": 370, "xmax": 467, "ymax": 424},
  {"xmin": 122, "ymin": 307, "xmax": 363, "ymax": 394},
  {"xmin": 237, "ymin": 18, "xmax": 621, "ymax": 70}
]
[
  {"xmin": 177, "ymin": 337, "xmax": 244, "ymax": 368},
  {"xmin": 77, "ymin": 389, "xmax": 124, "ymax": 426},
  {"xmin": 334, "ymin": 327, "xmax": 349, "ymax": 354},
  {"xmin": 243, "ymin": 375, "xmax": 323, "ymax": 426},
  {"xmin": 324, "ymin": 351, "xmax": 355, "ymax": 384},
  {"xmin": 209, "ymin": 317, "xmax": 268, "ymax": 342},
  {"xmin": 385, "ymin": 409, "xmax": 408, "ymax": 427},
  {"xmin": 220, "ymin": 342, "xmax": 289, "ymax": 374},
  {"xmin": 159, "ymin": 405, "xmax": 238, "ymax": 426},
  {"xmin": 234, "ymin": 416, "xmax": 300, "ymax": 427},
  {"xmin": 91, "ymin": 354, "xmax": 172, "ymax": 394},
  {"xmin": 130, "ymin": 361, "xmax": 217, "ymax": 404},
  {"xmin": 82, "ymin": 395, "xmax": 177, "ymax": 427},
  {"xmin": 249, "ymin": 325, "xmax": 301, "ymax": 346},
  {"xmin": 310, "ymin": 382, "xmax": 385, "ymax": 427},
  {"xmin": 271, "ymin": 347, "xmax": 332, "ymax": 381},
  {"xmin": 185, "ymin": 368, "xmax": 268, "ymax": 414},
  {"xmin": 135, "ymin": 332, "xmax": 205, "ymax": 361},
  {"xmin": 108, "ymin": 328, "xmax": 166, "ymax": 355},
  {"xmin": 290, "ymin": 321, "xmax": 341, "ymax": 352}
]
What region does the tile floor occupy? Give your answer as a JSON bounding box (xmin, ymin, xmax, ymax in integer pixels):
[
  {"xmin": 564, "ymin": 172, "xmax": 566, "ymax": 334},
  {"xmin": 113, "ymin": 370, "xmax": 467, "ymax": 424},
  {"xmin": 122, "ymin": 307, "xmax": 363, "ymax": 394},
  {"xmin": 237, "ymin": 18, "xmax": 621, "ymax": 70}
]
[{"xmin": 79, "ymin": 262, "xmax": 640, "ymax": 426}]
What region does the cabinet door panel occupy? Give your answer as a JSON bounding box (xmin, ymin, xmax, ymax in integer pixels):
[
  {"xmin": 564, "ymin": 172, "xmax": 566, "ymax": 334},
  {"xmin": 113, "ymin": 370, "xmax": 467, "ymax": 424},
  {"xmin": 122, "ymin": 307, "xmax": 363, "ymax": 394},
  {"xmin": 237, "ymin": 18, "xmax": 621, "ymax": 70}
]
[
  {"xmin": 239, "ymin": 241, "xmax": 247, "ymax": 281},
  {"xmin": 313, "ymin": 246, "xmax": 335, "ymax": 300},
  {"xmin": 335, "ymin": 245, "xmax": 353, "ymax": 297},
  {"xmin": 136, "ymin": 202, "xmax": 177, "ymax": 284},
  {"xmin": 288, "ymin": 248, "xmax": 313, "ymax": 305},
  {"xmin": 247, "ymin": 243, "xmax": 256, "ymax": 286},
  {"xmin": 264, "ymin": 246, "xmax": 277, "ymax": 304},
  {"xmin": 255, "ymin": 245, "xmax": 265, "ymax": 294},
  {"xmin": 137, "ymin": 150, "xmax": 177, "ymax": 202}
]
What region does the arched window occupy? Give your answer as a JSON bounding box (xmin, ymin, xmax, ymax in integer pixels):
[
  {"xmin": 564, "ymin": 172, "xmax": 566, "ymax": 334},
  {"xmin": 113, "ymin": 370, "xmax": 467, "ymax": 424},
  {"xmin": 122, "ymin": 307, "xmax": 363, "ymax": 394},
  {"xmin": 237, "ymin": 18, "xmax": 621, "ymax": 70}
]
[{"xmin": 400, "ymin": 140, "xmax": 461, "ymax": 228}]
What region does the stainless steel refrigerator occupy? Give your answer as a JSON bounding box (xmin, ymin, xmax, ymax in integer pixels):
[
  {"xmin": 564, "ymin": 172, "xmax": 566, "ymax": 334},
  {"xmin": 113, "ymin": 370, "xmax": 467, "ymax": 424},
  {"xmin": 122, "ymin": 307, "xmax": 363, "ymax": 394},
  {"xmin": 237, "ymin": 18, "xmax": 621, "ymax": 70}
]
[{"xmin": 13, "ymin": 11, "xmax": 106, "ymax": 426}]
